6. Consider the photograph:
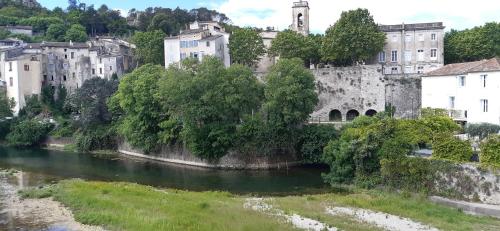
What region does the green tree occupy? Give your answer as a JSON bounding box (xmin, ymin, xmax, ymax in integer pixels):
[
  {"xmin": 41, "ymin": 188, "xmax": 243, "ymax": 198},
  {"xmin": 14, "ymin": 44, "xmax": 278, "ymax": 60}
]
[
  {"xmin": 18, "ymin": 17, "xmax": 64, "ymax": 33},
  {"xmin": 228, "ymin": 27, "xmax": 266, "ymax": 67},
  {"xmin": 432, "ymin": 135, "xmax": 473, "ymax": 162},
  {"xmin": 46, "ymin": 23, "xmax": 67, "ymax": 42},
  {"xmin": 0, "ymin": 92, "xmax": 14, "ymax": 118},
  {"xmin": 269, "ymin": 30, "xmax": 310, "ymax": 64},
  {"xmin": 322, "ymin": 8, "xmax": 385, "ymax": 65},
  {"xmin": 6, "ymin": 120, "xmax": 53, "ymax": 147},
  {"xmin": 111, "ymin": 64, "xmax": 166, "ymax": 152},
  {"xmin": 132, "ymin": 30, "xmax": 166, "ymax": 66},
  {"xmin": 480, "ymin": 135, "xmax": 500, "ymax": 167},
  {"xmin": 64, "ymin": 24, "xmax": 88, "ymax": 42},
  {"xmin": 0, "ymin": 28, "xmax": 11, "ymax": 39}
]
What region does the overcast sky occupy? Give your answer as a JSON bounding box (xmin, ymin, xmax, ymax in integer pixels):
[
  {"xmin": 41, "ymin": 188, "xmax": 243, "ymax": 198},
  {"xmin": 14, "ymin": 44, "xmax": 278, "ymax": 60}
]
[{"xmin": 39, "ymin": 0, "xmax": 500, "ymax": 33}]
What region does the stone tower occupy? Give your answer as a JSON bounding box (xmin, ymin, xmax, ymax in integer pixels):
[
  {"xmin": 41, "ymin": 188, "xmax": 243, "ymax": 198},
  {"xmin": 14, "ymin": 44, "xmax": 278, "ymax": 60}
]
[{"xmin": 291, "ymin": 1, "xmax": 310, "ymax": 36}]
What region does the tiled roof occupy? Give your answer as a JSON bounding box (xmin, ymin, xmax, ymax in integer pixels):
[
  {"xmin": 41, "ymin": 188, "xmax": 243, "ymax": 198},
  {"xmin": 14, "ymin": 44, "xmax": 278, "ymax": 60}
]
[
  {"xmin": 425, "ymin": 58, "xmax": 500, "ymax": 76},
  {"xmin": 200, "ymin": 34, "xmax": 223, "ymax": 41},
  {"xmin": 39, "ymin": 42, "xmax": 89, "ymax": 48},
  {"xmin": 379, "ymin": 22, "xmax": 444, "ymax": 32},
  {"xmin": 180, "ymin": 28, "xmax": 207, "ymax": 35}
]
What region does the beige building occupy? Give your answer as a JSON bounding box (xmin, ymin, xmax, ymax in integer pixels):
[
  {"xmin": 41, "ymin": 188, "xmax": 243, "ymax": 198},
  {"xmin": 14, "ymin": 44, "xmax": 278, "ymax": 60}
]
[
  {"xmin": 377, "ymin": 22, "xmax": 445, "ymax": 74},
  {"xmin": 164, "ymin": 21, "xmax": 230, "ymax": 67}
]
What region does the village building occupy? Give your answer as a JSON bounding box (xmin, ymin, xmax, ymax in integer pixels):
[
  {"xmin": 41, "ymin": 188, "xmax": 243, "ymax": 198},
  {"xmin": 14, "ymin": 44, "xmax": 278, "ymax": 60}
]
[
  {"xmin": 164, "ymin": 21, "xmax": 230, "ymax": 67},
  {"xmin": 421, "ymin": 58, "xmax": 500, "ymax": 125},
  {"xmin": 0, "ymin": 25, "xmax": 33, "ymax": 37}
]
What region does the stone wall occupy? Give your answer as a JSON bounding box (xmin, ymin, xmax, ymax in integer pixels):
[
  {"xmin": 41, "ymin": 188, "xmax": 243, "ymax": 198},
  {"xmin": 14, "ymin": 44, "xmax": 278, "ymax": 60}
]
[
  {"xmin": 118, "ymin": 142, "xmax": 301, "ymax": 170},
  {"xmin": 311, "ymin": 64, "xmax": 422, "ymax": 122}
]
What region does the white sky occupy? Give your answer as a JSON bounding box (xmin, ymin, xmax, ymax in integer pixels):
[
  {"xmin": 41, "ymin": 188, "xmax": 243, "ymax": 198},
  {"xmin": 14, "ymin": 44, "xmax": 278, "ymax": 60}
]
[{"xmin": 213, "ymin": 0, "xmax": 500, "ymax": 33}]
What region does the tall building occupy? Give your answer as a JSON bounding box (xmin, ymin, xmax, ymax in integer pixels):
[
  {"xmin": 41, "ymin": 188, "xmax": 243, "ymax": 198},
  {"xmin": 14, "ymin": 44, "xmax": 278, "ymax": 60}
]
[
  {"xmin": 377, "ymin": 22, "xmax": 445, "ymax": 74},
  {"xmin": 422, "ymin": 58, "xmax": 500, "ymax": 125},
  {"xmin": 290, "ymin": 1, "xmax": 310, "ymax": 36},
  {"xmin": 164, "ymin": 21, "xmax": 230, "ymax": 67}
]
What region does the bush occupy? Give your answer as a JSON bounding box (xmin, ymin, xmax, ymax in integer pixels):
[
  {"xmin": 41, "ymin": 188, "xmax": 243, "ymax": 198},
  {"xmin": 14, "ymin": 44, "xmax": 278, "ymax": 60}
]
[
  {"xmin": 75, "ymin": 126, "xmax": 117, "ymax": 152},
  {"xmin": 480, "ymin": 135, "xmax": 500, "ymax": 167},
  {"xmin": 297, "ymin": 124, "xmax": 338, "ymax": 164},
  {"xmin": 6, "ymin": 120, "xmax": 53, "ymax": 147},
  {"xmin": 432, "ymin": 135, "xmax": 473, "ymax": 162},
  {"xmin": 50, "ymin": 119, "xmax": 76, "ymax": 138},
  {"xmin": 0, "ymin": 119, "xmax": 12, "ymax": 140},
  {"xmin": 466, "ymin": 123, "xmax": 500, "ymax": 140}
]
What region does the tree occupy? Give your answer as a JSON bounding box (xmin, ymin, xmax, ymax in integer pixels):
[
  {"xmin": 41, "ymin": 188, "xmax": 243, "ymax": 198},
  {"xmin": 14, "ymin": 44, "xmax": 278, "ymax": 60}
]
[
  {"xmin": 18, "ymin": 17, "xmax": 64, "ymax": 32},
  {"xmin": 322, "ymin": 8, "xmax": 385, "ymax": 65},
  {"xmin": 70, "ymin": 78, "xmax": 119, "ymax": 129},
  {"xmin": 228, "ymin": 27, "xmax": 266, "ymax": 67},
  {"xmin": 46, "ymin": 23, "xmax": 67, "ymax": 42},
  {"xmin": 480, "ymin": 135, "xmax": 500, "ymax": 167},
  {"xmin": 0, "ymin": 28, "xmax": 11, "ymax": 39},
  {"xmin": 64, "ymin": 24, "xmax": 88, "ymax": 42},
  {"xmin": 132, "ymin": 30, "xmax": 166, "ymax": 66},
  {"xmin": 6, "ymin": 120, "xmax": 53, "ymax": 147},
  {"xmin": 269, "ymin": 30, "xmax": 307, "ymax": 60},
  {"xmin": 111, "ymin": 64, "xmax": 166, "ymax": 152},
  {"xmin": 0, "ymin": 92, "xmax": 14, "ymax": 118}
]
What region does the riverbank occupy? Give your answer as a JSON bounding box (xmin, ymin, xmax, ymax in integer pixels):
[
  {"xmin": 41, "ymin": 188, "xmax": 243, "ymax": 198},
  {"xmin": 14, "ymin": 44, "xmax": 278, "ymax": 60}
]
[{"xmin": 16, "ymin": 179, "xmax": 500, "ymax": 231}]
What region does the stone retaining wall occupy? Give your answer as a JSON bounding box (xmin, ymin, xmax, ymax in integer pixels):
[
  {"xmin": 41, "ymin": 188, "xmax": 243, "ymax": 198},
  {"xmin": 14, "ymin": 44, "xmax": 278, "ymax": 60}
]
[{"xmin": 118, "ymin": 141, "xmax": 301, "ymax": 170}]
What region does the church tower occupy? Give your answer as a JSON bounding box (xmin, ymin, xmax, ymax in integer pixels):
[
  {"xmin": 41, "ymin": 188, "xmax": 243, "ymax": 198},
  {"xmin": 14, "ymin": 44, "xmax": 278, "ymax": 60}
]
[{"xmin": 291, "ymin": 1, "xmax": 310, "ymax": 36}]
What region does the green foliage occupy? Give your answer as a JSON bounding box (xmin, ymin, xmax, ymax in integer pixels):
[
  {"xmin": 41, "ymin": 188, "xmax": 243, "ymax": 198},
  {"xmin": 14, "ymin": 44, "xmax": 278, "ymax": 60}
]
[
  {"xmin": 46, "ymin": 23, "xmax": 67, "ymax": 42},
  {"xmin": 0, "ymin": 92, "xmax": 14, "ymax": 118},
  {"xmin": 480, "ymin": 135, "xmax": 500, "ymax": 167},
  {"xmin": 466, "ymin": 123, "xmax": 500, "ymax": 140},
  {"xmin": 228, "ymin": 27, "xmax": 266, "ymax": 67},
  {"xmin": 322, "ymin": 8, "xmax": 385, "ymax": 65},
  {"xmin": 0, "ymin": 28, "xmax": 11, "ymax": 39},
  {"xmin": 432, "ymin": 135, "xmax": 473, "ymax": 162},
  {"xmin": 64, "ymin": 24, "xmax": 88, "ymax": 42},
  {"xmin": 112, "ymin": 64, "xmax": 166, "ymax": 153},
  {"xmin": 75, "ymin": 125, "xmax": 117, "ymax": 152},
  {"xmin": 296, "ymin": 124, "xmax": 338, "ymax": 164},
  {"xmin": 269, "ymin": 30, "xmax": 316, "ymax": 65},
  {"xmin": 6, "ymin": 120, "xmax": 53, "ymax": 147},
  {"xmin": 18, "ymin": 17, "xmax": 64, "ymax": 32},
  {"xmin": 0, "ymin": 15, "xmax": 19, "ymax": 26},
  {"xmin": 420, "ymin": 107, "xmax": 448, "ymax": 118},
  {"xmin": 444, "ymin": 22, "xmax": 500, "ymax": 64},
  {"xmin": 132, "ymin": 30, "xmax": 166, "ymax": 66},
  {"xmin": 0, "ymin": 120, "xmax": 11, "ymax": 140}
]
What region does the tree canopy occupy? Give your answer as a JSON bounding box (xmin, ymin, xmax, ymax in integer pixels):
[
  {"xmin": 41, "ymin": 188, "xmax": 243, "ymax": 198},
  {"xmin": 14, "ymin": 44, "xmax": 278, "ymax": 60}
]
[
  {"xmin": 228, "ymin": 27, "xmax": 266, "ymax": 67},
  {"xmin": 321, "ymin": 8, "xmax": 385, "ymax": 65},
  {"xmin": 132, "ymin": 30, "xmax": 166, "ymax": 66}
]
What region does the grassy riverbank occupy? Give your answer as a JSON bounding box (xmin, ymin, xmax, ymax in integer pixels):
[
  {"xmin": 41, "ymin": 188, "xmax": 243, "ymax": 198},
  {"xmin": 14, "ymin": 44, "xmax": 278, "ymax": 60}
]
[{"xmin": 19, "ymin": 180, "xmax": 500, "ymax": 231}]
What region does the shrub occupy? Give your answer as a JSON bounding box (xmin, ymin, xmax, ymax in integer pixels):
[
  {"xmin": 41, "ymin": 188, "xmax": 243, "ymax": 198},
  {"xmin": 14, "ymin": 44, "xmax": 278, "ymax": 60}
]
[
  {"xmin": 6, "ymin": 120, "xmax": 53, "ymax": 147},
  {"xmin": 75, "ymin": 126, "xmax": 117, "ymax": 152},
  {"xmin": 0, "ymin": 119, "xmax": 12, "ymax": 140},
  {"xmin": 50, "ymin": 118, "xmax": 76, "ymax": 138},
  {"xmin": 466, "ymin": 123, "xmax": 500, "ymax": 140},
  {"xmin": 432, "ymin": 135, "xmax": 473, "ymax": 162},
  {"xmin": 296, "ymin": 124, "xmax": 338, "ymax": 164},
  {"xmin": 480, "ymin": 135, "xmax": 500, "ymax": 167}
]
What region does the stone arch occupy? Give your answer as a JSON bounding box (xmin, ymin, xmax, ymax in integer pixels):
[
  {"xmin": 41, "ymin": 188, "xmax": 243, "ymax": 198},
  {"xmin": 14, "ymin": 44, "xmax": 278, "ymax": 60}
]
[
  {"xmin": 365, "ymin": 109, "xmax": 377, "ymax": 117},
  {"xmin": 329, "ymin": 109, "xmax": 342, "ymax": 122},
  {"xmin": 297, "ymin": 13, "xmax": 304, "ymax": 27},
  {"xmin": 346, "ymin": 109, "xmax": 360, "ymax": 121}
]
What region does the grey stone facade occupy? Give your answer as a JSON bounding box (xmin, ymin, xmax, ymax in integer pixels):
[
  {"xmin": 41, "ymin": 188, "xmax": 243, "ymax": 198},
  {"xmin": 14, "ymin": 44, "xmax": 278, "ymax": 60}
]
[{"xmin": 310, "ymin": 65, "xmax": 421, "ymax": 122}]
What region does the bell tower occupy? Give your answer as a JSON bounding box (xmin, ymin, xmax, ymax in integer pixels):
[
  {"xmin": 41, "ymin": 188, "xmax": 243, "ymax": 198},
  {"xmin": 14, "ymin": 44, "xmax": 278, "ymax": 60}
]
[{"xmin": 291, "ymin": 1, "xmax": 310, "ymax": 36}]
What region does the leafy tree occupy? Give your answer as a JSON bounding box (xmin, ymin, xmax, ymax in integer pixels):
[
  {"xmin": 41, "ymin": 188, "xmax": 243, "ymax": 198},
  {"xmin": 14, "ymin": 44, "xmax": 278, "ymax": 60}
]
[
  {"xmin": 0, "ymin": 92, "xmax": 14, "ymax": 118},
  {"xmin": 322, "ymin": 8, "xmax": 385, "ymax": 65},
  {"xmin": 432, "ymin": 135, "xmax": 473, "ymax": 162},
  {"xmin": 18, "ymin": 17, "xmax": 64, "ymax": 32},
  {"xmin": 6, "ymin": 120, "xmax": 53, "ymax": 147},
  {"xmin": 0, "ymin": 15, "xmax": 18, "ymax": 26},
  {"xmin": 64, "ymin": 24, "xmax": 88, "ymax": 42},
  {"xmin": 0, "ymin": 28, "xmax": 11, "ymax": 39},
  {"xmin": 111, "ymin": 64, "xmax": 166, "ymax": 152},
  {"xmin": 269, "ymin": 30, "xmax": 311, "ymax": 64},
  {"xmin": 297, "ymin": 124, "xmax": 338, "ymax": 164},
  {"xmin": 70, "ymin": 78, "xmax": 119, "ymax": 129},
  {"xmin": 480, "ymin": 135, "xmax": 500, "ymax": 167},
  {"xmin": 466, "ymin": 123, "xmax": 500, "ymax": 140},
  {"xmin": 132, "ymin": 30, "xmax": 166, "ymax": 66},
  {"xmin": 46, "ymin": 23, "xmax": 67, "ymax": 42},
  {"xmin": 228, "ymin": 27, "xmax": 266, "ymax": 67},
  {"xmin": 18, "ymin": 95, "xmax": 43, "ymax": 119}
]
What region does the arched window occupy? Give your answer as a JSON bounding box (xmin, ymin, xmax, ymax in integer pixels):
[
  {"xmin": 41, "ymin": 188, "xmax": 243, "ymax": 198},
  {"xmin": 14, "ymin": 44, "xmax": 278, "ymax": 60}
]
[
  {"xmin": 329, "ymin": 110, "xmax": 342, "ymax": 122},
  {"xmin": 297, "ymin": 13, "xmax": 303, "ymax": 27},
  {"xmin": 365, "ymin": 109, "xmax": 377, "ymax": 117},
  {"xmin": 346, "ymin": 110, "xmax": 360, "ymax": 121}
]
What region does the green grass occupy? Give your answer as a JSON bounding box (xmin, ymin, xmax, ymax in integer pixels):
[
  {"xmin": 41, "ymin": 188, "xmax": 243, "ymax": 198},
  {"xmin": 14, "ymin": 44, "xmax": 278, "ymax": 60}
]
[
  {"xmin": 273, "ymin": 190, "xmax": 500, "ymax": 231},
  {"xmin": 37, "ymin": 180, "xmax": 299, "ymax": 231}
]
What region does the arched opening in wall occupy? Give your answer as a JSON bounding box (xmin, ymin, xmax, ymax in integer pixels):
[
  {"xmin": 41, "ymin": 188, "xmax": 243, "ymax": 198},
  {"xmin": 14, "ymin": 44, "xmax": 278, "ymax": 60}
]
[
  {"xmin": 329, "ymin": 109, "xmax": 342, "ymax": 122},
  {"xmin": 346, "ymin": 109, "xmax": 360, "ymax": 121},
  {"xmin": 297, "ymin": 13, "xmax": 303, "ymax": 27},
  {"xmin": 365, "ymin": 109, "xmax": 377, "ymax": 117}
]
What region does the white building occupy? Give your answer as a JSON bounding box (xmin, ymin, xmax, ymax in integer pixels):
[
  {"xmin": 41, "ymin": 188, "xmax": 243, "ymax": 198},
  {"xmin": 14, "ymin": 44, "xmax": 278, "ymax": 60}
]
[
  {"xmin": 422, "ymin": 58, "xmax": 500, "ymax": 125},
  {"xmin": 164, "ymin": 21, "xmax": 230, "ymax": 67}
]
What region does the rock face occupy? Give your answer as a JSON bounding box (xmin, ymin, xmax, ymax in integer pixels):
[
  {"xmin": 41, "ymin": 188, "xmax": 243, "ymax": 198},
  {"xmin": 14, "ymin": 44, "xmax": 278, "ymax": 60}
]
[
  {"xmin": 310, "ymin": 65, "xmax": 422, "ymax": 122},
  {"xmin": 118, "ymin": 142, "xmax": 301, "ymax": 170}
]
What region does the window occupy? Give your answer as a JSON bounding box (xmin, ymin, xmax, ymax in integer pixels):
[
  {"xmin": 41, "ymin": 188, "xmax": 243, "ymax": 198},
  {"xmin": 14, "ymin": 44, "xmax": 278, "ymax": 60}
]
[
  {"xmin": 24, "ymin": 64, "xmax": 29, "ymax": 71},
  {"xmin": 418, "ymin": 34, "xmax": 424, "ymax": 42},
  {"xmin": 99, "ymin": 68, "xmax": 102, "ymax": 74},
  {"xmin": 449, "ymin": 96, "xmax": 455, "ymax": 109},
  {"xmin": 63, "ymin": 75, "xmax": 67, "ymax": 81},
  {"xmin": 391, "ymin": 50, "xmax": 398, "ymax": 62},
  {"xmin": 72, "ymin": 72, "xmax": 75, "ymax": 78},
  {"xmin": 458, "ymin": 76, "xmax": 466, "ymax": 87},
  {"xmin": 430, "ymin": 49, "xmax": 437, "ymax": 59},
  {"xmin": 378, "ymin": 51, "xmax": 385, "ymax": 62},
  {"xmin": 404, "ymin": 51, "xmax": 412, "ymax": 62},
  {"xmin": 417, "ymin": 49, "xmax": 424, "ymax": 61},
  {"xmin": 51, "ymin": 75, "xmax": 54, "ymax": 81},
  {"xmin": 92, "ymin": 68, "xmax": 95, "ymax": 75},
  {"xmin": 9, "ymin": 77, "xmax": 13, "ymax": 87},
  {"xmin": 8, "ymin": 62, "xmax": 12, "ymax": 71},
  {"xmin": 391, "ymin": 67, "xmax": 398, "ymax": 74},
  {"xmin": 65, "ymin": 54, "xmax": 68, "ymax": 59},
  {"xmin": 481, "ymin": 99, "xmax": 488, "ymax": 112},
  {"xmin": 405, "ymin": 34, "xmax": 412, "ymax": 42},
  {"xmin": 71, "ymin": 52, "xmax": 74, "ymax": 59},
  {"xmin": 417, "ymin": 66, "xmax": 424, "ymax": 74},
  {"xmin": 431, "ymin": 33, "xmax": 436, "ymax": 40},
  {"xmin": 64, "ymin": 48, "xmax": 67, "ymax": 52},
  {"xmin": 43, "ymin": 75, "xmax": 47, "ymax": 81},
  {"xmin": 109, "ymin": 66, "xmax": 112, "ymax": 71},
  {"xmin": 99, "ymin": 58, "xmax": 102, "ymax": 64},
  {"xmin": 480, "ymin": 75, "xmax": 487, "ymax": 87}
]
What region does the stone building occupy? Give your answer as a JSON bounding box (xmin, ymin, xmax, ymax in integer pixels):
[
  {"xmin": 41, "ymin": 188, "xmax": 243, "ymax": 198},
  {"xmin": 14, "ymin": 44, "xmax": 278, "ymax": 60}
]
[
  {"xmin": 164, "ymin": 21, "xmax": 230, "ymax": 67},
  {"xmin": 290, "ymin": 1, "xmax": 310, "ymax": 36},
  {"xmin": 375, "ymin": 22, "xmax": 445, "ymax": 74}
]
